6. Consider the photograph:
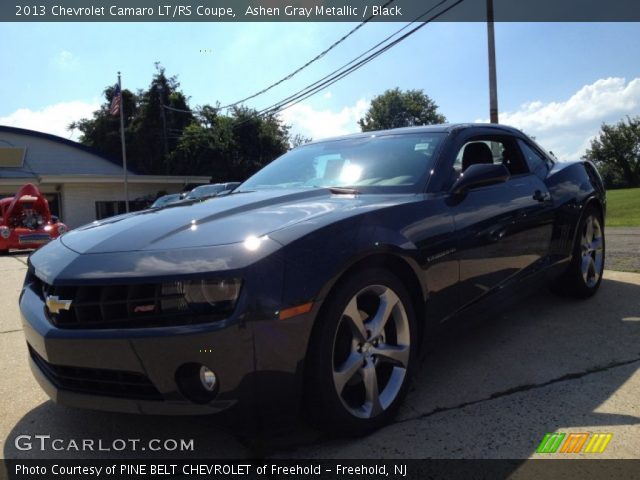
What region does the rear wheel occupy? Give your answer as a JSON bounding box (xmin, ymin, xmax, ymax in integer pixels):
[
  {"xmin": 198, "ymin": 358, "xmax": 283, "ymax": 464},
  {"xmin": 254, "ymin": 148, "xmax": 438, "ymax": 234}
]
[
  {"xmin": 555, "ymin": 206, "xmax": 605, "ymax": 298},
  {"xmin": 306, "ymin": 268, "xmax": 416, "ymax": 436}
]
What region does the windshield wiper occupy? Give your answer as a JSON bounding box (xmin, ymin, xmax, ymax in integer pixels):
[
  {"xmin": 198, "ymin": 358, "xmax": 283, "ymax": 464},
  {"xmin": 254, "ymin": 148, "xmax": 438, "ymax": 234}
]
[{"xmin": 327, "ymin": 186, "xmax": 360, "ymax": 195}]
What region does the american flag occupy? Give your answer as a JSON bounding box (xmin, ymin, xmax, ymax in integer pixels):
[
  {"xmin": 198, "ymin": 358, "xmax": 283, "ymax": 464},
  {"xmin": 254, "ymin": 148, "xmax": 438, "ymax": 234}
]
[{"xmin": 110, "ymin": 84, "xmax": 121, "ymax": 116}]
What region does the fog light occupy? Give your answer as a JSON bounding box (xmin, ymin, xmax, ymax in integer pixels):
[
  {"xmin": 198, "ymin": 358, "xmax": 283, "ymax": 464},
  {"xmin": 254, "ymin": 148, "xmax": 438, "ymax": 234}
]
[
  {"xmin": 200, "ymin": 366, "xmax": 217, "ymax": 392},
  {"xmin": 176, "ymin": 363, "xmax": 218, "ymax": 404}
]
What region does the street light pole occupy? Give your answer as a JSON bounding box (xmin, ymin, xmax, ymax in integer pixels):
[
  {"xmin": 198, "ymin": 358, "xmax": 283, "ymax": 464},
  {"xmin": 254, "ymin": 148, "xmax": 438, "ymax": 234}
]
[{"xmin": 487, "ymin": 0, "xmax": 499, "ymax": 124}]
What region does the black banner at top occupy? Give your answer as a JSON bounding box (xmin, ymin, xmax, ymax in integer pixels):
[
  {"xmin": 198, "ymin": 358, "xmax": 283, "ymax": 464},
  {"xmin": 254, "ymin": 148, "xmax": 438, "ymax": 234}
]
[{"xmin": 2, "ymin": 0, "xmax": 640, "ymax": 22}]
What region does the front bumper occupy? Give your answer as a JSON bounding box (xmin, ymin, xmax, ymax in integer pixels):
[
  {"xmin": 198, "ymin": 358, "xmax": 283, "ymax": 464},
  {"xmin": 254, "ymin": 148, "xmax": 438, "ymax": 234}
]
[
  {"xmin": 21, "ymin": 285, "xmax": 255, "ymax": 415},
  {"xmin": 20, "ymin": 238, "xmax": 318, "ymax": 420}
]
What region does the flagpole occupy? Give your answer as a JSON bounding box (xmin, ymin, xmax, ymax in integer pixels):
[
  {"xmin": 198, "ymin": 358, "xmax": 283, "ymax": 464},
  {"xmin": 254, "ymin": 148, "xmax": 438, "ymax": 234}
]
[{"xmin": 118, "ymin": 71, "xmax": 130, "ymax": 213}]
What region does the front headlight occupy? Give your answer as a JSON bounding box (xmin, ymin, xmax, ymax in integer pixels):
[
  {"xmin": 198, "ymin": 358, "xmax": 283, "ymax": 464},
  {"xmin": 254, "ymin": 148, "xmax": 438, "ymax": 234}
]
[
  {"xmin": 161, "ymin": 279, "xmax": 242, "ymax": 316},
  {"xmin": 0, "ymin": 227, "xmax": 9, "ymax": 239}
]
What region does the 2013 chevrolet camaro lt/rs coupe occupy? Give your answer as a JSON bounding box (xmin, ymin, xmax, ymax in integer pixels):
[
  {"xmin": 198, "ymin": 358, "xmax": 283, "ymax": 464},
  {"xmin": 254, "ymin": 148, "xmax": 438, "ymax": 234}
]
[{"xmin": 20, "ymin": 124, "xmax": 606, "ymax": 435}]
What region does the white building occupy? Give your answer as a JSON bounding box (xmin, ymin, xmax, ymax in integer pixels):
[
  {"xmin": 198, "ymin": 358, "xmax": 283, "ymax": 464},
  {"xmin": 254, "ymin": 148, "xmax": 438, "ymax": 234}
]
[{"xmin": 0, "ymin": 126, "xmax": 209, "ymax": 228}]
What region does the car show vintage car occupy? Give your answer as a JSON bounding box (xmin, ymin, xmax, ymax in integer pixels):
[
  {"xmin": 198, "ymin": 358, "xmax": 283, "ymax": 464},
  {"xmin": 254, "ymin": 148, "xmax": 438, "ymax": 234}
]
[
  {"xmin": 1, "ymin": 183, "xmax": 67, "ymax": 253},
  {"xmin": 20, "ymin": 124, "xmax": 606, "ymax": 435}
]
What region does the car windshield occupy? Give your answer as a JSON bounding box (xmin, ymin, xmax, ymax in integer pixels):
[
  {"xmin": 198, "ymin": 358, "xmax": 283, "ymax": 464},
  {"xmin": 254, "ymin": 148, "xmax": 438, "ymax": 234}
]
[{"xmin": 239, "ymin": 133, "xmax": 445, "ymax": 192}]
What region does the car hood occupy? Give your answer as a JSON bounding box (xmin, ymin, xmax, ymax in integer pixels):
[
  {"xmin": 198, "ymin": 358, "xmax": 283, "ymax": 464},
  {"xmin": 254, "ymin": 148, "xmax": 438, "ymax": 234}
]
[{"xmin": 60, "ymin": 189, "xmax": 416, "ymax": 254}]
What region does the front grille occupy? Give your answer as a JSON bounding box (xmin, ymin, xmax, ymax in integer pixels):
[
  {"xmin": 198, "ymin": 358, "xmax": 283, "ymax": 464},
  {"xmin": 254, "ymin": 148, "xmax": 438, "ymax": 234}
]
[
  {"xmin": 26, "ymin": 270, "xmax": 230, "ymax": 329},
  {"xmin": 19, "ymin": 234, "xmax": 51, "ymax": 245},
  {"xmin": 28, "ymin": 345, "xmax": 162, "ymax": 401}
]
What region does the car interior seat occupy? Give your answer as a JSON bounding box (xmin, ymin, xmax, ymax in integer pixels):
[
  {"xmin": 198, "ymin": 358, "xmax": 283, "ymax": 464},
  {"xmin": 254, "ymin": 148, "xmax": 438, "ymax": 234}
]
[{"xmin": 462, "ymin": 142, "xmax": 494, "ymax": 172}]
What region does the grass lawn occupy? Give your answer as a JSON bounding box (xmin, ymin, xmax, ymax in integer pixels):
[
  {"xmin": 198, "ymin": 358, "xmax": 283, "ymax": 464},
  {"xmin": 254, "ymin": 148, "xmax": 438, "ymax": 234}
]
[{"xmin": 606, "ymin": 188, "xmax": 640, "ymax": 227}]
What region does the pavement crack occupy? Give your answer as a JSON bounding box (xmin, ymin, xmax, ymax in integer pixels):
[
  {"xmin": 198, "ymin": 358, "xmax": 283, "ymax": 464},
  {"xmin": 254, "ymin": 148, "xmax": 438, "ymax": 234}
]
[
  {"xmin": 399, "ymin": 355, "xmax": 640, "ymax": 424},
  {"xmin": 10, "ymin": 256, "xmax": 28, "ymax": 266},
  {"xmin": 0, "ymin": 329, "xmax": 22, "ymax": 334},
  {"xmin": 232, "ymin": 356, "xmax": 640, "ymax": 457}
]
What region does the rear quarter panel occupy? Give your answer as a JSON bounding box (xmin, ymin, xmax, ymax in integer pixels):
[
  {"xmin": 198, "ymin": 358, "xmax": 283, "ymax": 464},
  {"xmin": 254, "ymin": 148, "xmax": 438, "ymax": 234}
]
[{"xmin": 545, "ymin": 160, "xmax": 606, "ymax": 263}]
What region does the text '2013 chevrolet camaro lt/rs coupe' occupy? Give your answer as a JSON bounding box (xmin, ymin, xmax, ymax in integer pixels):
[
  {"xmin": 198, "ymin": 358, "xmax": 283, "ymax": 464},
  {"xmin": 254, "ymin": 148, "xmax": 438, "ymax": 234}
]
[{"xmin": 20, "ymin": 124, "xmax": 605, "ymax": 435}]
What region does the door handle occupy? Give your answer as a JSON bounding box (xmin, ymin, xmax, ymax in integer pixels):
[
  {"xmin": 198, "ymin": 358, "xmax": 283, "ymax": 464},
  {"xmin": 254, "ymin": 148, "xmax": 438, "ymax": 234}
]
[{"xmin": 533, "ymin": 190, "xmax": 550, "ymax": 202}]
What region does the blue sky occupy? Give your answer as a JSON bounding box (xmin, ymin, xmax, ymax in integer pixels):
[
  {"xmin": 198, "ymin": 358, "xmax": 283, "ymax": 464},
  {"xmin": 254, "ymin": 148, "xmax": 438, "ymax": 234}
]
[{"xmin": 1, "ymin": 21, "xmax": 640, "ymax": 160}]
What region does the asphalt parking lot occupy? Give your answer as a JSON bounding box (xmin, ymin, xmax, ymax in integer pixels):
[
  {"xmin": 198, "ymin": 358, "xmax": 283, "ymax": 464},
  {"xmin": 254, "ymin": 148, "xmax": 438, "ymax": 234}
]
[{"xmin": 1, "ymin": 250, "xmax": 639, "ymax": 461}]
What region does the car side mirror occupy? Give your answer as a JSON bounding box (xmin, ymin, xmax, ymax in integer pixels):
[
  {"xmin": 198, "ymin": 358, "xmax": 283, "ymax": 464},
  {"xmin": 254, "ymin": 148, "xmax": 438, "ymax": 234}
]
[
  {"xmin": 51, "ymin": 215, "xmax": 59, "ymax": 223},
  {"xmin": 450, "ymin": 163, "xmax": 510, "ymax": 195}
]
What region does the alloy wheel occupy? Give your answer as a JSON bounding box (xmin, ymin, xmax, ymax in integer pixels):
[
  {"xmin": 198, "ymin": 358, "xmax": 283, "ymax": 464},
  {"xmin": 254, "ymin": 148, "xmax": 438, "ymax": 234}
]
[
  {"xmin": 580, "ymin": 214, "xmax": 604, "ymax": 288},
  {"xmin": 331, "ymin": 285, "xmax": 410, "ymax": 419}
]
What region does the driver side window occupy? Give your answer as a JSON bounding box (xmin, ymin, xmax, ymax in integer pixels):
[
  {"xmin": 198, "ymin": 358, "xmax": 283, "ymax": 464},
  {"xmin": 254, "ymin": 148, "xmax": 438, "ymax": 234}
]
[{"xmin": 450, "ymin": 136, "xmax": 529, "ymax": 185}]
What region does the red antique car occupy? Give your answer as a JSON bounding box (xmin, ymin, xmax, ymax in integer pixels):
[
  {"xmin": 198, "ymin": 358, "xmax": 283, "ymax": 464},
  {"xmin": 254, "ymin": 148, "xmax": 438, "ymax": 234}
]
[{"xmin": 0, "ymin": 184, "xmax": 67, "ymax": 253}]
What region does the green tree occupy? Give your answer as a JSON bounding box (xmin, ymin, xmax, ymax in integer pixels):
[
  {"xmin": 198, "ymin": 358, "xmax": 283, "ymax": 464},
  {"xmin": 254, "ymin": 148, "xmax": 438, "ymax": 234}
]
[
  {"xmin": 358, "ymin": 88, "xmax": 446, "ymax": 131},
  {"xmin": 128, "ymin": 63, "xmax": 193, "ymax": 174},
  {"xmin": 70, "ymin": 64, "xmax": 193, "ymax": 175},
  {"xmin": 167, "ymin": 108, "xmax": 235, "ymax": 179},
  {"xmin": 71, "ymin": 65, "xmax": 293, "ymax": 181},
  {"xmin": 168, "ymin": 106, "xmax": 290, "ymax": 181},
  {"xmin": 68, "ymin": 86, "xmax": 138, "ymax": 163},
  {"xmin": 584, "ymin": 116, "xmax": 640, "ymax": 188},
  {"xmin": 290, "ymin": 133, "xmax": 312, "ymax": 148},
  {"xmin": 225, "ymin": 106, "xmax": 290, "ymax": 180}
]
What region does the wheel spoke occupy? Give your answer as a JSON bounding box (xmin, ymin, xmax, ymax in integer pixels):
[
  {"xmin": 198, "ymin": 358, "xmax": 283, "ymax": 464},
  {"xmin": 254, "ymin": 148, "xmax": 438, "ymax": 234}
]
[
  {"xmin": 590, "ymin": 235, "xmax": 603, "ymax": 252},
  {"xmin": 332, "ymin": 282, "xmax": 411, "ymax": 420},
  {"xmin": 368, "ymin": 289, "xmax": 399, "ymax": 338},
  {"xmin": 333, "ymin": 351, "xmax": 363, "ymax": 395},
  {"xmin": 584, "ymin": 216, "xmax": 594, "ymax": 244},
  {"xmin": 343, "ymin": 297, "xmax": 367, "ymax": 343},
  {"xmin": 581, "ymin": 254, "xmax": 591, "ymax": 283},
  {"xmin": 362, "ymin": 360, "xmax": 382, "ymax": 417},
  {"xmin": 372, "ymin": 343, "xmax": 409, "ymax": 367},
  {"xmin": 588, "ymin": 256, "xmax": 598, "ymax": 282}
]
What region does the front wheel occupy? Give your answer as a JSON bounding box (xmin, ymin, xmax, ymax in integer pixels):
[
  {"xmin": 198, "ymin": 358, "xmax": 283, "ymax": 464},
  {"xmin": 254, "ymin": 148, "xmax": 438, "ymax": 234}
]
[{"xmin": 306, "ymin": 268, "xmax": 417, "ymax": 436}]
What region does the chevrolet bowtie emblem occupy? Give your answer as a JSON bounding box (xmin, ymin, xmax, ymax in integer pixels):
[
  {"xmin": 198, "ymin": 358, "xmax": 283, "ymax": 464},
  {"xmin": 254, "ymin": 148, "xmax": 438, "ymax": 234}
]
[{"xmin": 45, "ymin": 295, "xmax": 72, "ymax": 314}]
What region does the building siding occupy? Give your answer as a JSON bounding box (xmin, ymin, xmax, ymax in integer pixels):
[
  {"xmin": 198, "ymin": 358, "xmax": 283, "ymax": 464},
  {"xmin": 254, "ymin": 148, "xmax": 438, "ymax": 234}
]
[
  {"xmin": 0, "ymin": 131, "xmax": 125, "ymax": 176},
  {"xmin": 62, "ymin": 183, "xmax": 181, "ymax": 228}
]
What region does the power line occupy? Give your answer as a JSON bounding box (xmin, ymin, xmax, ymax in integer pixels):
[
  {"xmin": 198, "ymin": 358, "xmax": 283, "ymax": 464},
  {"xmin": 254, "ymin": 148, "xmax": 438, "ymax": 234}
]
[
  {"xmin": 241, "ymin": 0, "xmax": 463, "ymax": 124},
  {"xmin": 167, "ymin": 0, "xmax": 465, "ymax": 135},
  {"xmin": 161, "ymin": 103, "xmax": 196, "ymax": 114},
  {"xmin": 218, "ymin": 0, "xmax": 396, "ymax": 110},
  {"xmin": 158, "ymin": 0, "xmax": 397, "ymax": 116}
]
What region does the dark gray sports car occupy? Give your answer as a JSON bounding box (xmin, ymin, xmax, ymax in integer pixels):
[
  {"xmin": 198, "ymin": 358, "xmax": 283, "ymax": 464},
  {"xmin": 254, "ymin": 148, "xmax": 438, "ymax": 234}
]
[{"xmin": 20, "ymin": 124, "xmax": 605, "ymax": 435}]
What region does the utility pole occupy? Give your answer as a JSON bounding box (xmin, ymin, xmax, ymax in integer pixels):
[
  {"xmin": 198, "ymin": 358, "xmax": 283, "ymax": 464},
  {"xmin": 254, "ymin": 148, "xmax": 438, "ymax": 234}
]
[
  {"xmin": 158, "ymin": 84, "xmax": 169, "ymax": 173},
  {"xmin": 487, "ymin": 0, "xmax": 499, "ymax": 124}
]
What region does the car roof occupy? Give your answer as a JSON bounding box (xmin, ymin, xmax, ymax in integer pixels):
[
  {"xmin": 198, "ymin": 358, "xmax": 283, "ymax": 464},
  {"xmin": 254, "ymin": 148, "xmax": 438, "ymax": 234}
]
[{"xmin": 302, "ymin": 123, "xmax": 526, "ymax": 146}]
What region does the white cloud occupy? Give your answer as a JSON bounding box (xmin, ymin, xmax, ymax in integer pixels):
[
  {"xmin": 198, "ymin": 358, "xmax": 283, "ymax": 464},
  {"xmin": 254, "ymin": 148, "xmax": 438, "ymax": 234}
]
[
  {"xmin": 0, "ymin": 101, "xmax": 100, "ymax": 140},
  {"xmin": 477, "ymin": 77, "xmax": 640, "ymax": 161},
  {"xmin": 51, "ymin": 50, "xmax": 79, "ymax": 70},
  {"xmin": 279, "ymin": 98, "xmax": 369, "ymax": 141},
  {"xmin": 323, "ymin": 91, "xmax": 333, "ymax": 99}
]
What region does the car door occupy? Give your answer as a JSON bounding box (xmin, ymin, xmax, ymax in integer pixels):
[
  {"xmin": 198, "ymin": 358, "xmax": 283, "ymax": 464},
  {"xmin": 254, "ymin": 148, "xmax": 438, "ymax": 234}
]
[{"xmin": 447, "ymin": 133, "xmax": 554, "ymax": 308}]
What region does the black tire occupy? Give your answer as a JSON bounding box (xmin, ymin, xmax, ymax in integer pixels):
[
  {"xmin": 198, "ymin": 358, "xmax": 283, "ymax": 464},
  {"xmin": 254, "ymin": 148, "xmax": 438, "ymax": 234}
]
[
  {"xmin": 306, "ymin": 268, "xmax": 417, "ymax": 436},
  {"xmin": 554, "ymin": 205, "xmax": 605, "ymax": 298}
]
